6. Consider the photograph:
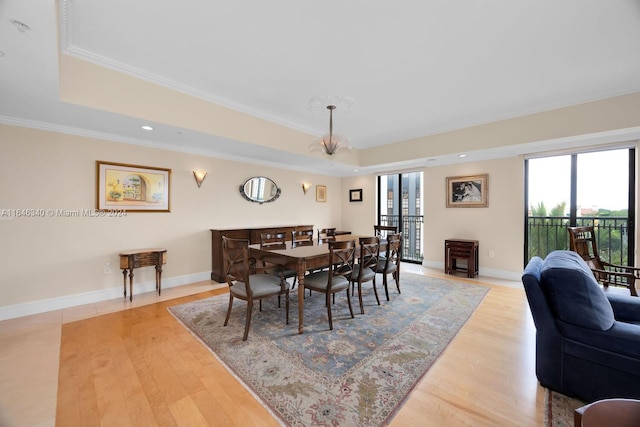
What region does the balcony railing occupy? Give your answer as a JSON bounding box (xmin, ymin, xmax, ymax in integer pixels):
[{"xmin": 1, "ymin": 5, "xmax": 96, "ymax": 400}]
[
  {"xmin": 527, "ymin": 216, "xmax": 630, "ymax": 265},
  {"xmin": 379, "ymin": 214, "xmax": 424, "ymax": 263}
]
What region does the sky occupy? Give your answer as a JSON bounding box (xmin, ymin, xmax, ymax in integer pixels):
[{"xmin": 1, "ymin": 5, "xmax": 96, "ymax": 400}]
[{"xmin": 528, "ymin": 148, "xmax": 629, "ymax": 213}]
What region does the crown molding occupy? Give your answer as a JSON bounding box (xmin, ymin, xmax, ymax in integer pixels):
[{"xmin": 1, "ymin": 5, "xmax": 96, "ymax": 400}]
[{"xmin": 58, "ymin": 1, "xmax": 319, "ymax": 138}]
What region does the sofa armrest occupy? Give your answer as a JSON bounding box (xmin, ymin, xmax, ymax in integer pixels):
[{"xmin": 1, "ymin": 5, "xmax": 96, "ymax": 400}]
[{"xmin": 607, "ymin": 291, "xmax": 640, "ymax": 323}]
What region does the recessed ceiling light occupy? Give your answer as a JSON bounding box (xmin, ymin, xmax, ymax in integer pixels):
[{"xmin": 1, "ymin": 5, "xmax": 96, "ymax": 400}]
[
  {"xmin": 10, "ymin": 19, "xmax": 30, "ymax": 33},
  {"xmin": 353, "ymin": 169, "xmax": 358, "ymax": 173},
  {"xmin": 458, "ymin": 154, "xmax": 467, "ymax": 158},
  {"xmin": 140, "ymin": 125, "xmax": 154, "ymax": 131}
]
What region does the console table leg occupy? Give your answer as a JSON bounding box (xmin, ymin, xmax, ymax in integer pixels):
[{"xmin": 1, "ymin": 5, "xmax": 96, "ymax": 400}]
[
  {"xmin": 129, "ymin": 269, "xmax": 134, "ymax": 302},
  {"xmin": 156, "ymin": 264, "xmax": 163, "ymax": 296},
  {"xmin": 122, "ymin": 269, "xmax": 128, "ymax": 298}
]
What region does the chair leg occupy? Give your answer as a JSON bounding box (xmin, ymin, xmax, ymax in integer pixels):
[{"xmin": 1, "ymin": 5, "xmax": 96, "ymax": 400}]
[
  {"xmin": 357, "ymin": 281, "xmax": 364, "ymax": 314},
  {"xmin": 259, "ymin": 299, "xmax": 262, "ymax": 312},
  {"xmin": 326, "ymin": 292, "xmax": 333, "ymax": 330},
  {"xmin": 346, "ymin": 288, "xmax": 354, "ymax": 319},
  {"xmin": 383, "ymin": 273, "xmax": 390, "ymax": 301},
  {"xmin": 394, "ymin": 270, "xmax": 401, "ymax": 294},
  {"xmin": 243, "ymin": 300, "xmax": 253, "ymax": 341},
  {"xmin": 223, "ymin": 294, "xmax": 234, "ymax": 326},
  {"xmin": 372, "ymin": 277, "xmax": 381, "ymax": 306}
]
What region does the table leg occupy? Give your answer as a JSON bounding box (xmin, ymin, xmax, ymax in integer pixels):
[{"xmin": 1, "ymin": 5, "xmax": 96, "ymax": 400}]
[
  {"xmin": 122, "ymin": 269, "xmax": 128, "ymax": 298},
  {"xmin": 156, "ymin": 264, "xmax": 163, "ymax": 296},
  {"xmin": 297, "ymin": 261, "xmax": 305, "ymax": 334},
  {"xmin": 128, "ymin": 269, "xmax": 134, "ymax": 302}
]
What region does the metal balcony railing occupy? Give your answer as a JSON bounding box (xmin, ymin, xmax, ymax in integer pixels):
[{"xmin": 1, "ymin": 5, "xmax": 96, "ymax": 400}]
[
  {"xmin": 379, "ymin": 214, "xmax": 424, "ymax": 263},
  {"xmin": 527, "ymin": 216, "xmax": 630, "ymax": 265}
]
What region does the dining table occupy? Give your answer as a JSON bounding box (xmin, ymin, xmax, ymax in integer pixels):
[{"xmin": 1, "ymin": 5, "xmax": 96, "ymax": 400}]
[{"xmin": 249, "ymin": 234, "xmax": 386, "ymax": 334}]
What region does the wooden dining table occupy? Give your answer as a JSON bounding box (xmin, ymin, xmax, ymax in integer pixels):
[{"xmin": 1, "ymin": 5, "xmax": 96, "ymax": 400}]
[{"xmin": 249, "ymin": 234, "xmax": 383, "ymax": 334}]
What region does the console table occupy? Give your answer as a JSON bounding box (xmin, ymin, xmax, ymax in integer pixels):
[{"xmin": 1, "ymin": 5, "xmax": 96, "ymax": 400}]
[
  {"xmin": 119, "ymin": 248, "xmax": 167, "ymax": 301},
  {"xmin": 444, "ymin": 239, "xmax": 479, "ymax": 278},
  {"xmin": 210, "ymin": 226, "xmax": 312, "ymax": 282}
]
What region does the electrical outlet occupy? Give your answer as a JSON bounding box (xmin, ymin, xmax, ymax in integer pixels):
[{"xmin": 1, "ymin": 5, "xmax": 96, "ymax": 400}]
[
  {"xmin": 488, "ymin": 250, "xmax": 495, "ymax": 258},
  {"xmin": 104, "ymin": 261, "xmax": 112, "ymax": 274}
]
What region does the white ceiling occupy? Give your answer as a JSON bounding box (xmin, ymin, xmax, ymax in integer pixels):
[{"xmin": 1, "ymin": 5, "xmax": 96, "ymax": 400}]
[{"xmin": 2, "ymin": 0, "xmax": 640, "ymax": 176}]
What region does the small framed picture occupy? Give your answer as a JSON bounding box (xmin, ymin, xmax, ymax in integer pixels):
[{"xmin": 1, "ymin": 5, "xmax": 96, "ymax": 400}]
[
  {"xmin": 316, "ymin": 185, "xmax": 327, "ymax": 202},
  {"xmin": 349, "ymin": 189, "xmax": 363, "ymax": 202},
  {"xmin": 446, "ymin": 174, "xmax": 488, "ymax": 208}
]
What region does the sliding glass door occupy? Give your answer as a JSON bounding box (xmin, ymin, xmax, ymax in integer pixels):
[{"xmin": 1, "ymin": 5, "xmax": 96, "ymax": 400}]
[
  {"xmin": 525, "ymin": 148, "xmax": 635, "ymax": 265},
  {"xmin": 377, "ymin": 172, "xmax": 424, "ymax": 263}
]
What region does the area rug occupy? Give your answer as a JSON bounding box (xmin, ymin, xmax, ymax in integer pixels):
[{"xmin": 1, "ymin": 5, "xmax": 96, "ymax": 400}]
[
  {"xmin": 168, "ymin": 273, "xmax": 488, "ymax": 427},
  {"xmin": 544, "ymin": 388, "xmax": 586, "ymax": 427}
]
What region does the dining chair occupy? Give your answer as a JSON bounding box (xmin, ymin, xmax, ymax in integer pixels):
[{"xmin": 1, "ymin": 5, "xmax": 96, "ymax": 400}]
[
  {"xmin": 350, "ymin": 236, "xmax": 381, "ymax": 314},
  {"xmin": 291, "ymin": 229, "xmax": 314, "ymax": 248},
  {"xmin": 317, "ymin": 228, "xmax": 337, "ymax": 240},
  {"xmin": 374, "ymin": 225, "xmax": 398, "ymax": 239},
  {"xmin": 375, "ymin": 233, "xmax": 402, "ymax": 301},
  {"xmin": 260, "ymin": 232, "xmax": 298, "ymax": 289},
  {"xmin": 222, "ymin": 236, "xmax": 290, "ymax": 341},
  {"xmin": 303, "ymin": 239, "xmax": 356, "ymax": 330}
]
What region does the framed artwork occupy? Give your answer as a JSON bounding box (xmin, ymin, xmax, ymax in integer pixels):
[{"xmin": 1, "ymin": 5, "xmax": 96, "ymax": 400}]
[
  {"xmin": 96, "ymin": 161, "xmax": 171, "ymax": 212},
  {"xmin": 349, "ymin": 188, "xmax": 363, "ymax": 202},
  {"xmin": 316, "ymin": 185, "xmax": 327, "ymax": 202},
  {"xmin": 446, "ymin": 174, "xmax": 488, "ymax": 208}
]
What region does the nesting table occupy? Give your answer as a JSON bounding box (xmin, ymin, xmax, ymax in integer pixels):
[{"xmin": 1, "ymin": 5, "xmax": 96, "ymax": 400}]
[{"xmin": 444, "ymin": 239, "xmax": 479, "ymax": 278}]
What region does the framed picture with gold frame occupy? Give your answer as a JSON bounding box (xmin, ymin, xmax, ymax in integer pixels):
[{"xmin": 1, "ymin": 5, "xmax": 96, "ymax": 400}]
[
  {"xmin": 316, "ymin": 185, "xmax": 327, "ymax": 202},
  {"xmin": 97, "ymin": 161, "xmax": 171, "ymax": 212},
  {"xmin": 446, "ymin": 174, "xmax": 488, "ymax": 208}
]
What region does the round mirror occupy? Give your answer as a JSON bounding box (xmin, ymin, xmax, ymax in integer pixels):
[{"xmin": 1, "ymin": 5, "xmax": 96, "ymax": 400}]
[{"xmin": 239, "ymin": 176, "xmax": 281, "ymax": 204}]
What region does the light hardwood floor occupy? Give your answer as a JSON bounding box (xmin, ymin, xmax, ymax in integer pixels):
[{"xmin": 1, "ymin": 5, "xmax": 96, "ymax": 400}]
[{"xmin": 0, "ymin": 265, "xmax": 545, "ymax": 426}]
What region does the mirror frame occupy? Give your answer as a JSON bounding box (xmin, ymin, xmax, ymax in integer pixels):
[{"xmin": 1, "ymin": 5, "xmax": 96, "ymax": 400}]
[{"xmin": 239, "ymin": 176, "xmax": 281, "ymax": 204}]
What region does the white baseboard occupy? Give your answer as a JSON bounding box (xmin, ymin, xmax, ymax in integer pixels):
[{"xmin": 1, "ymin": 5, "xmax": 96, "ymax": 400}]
[
  {"xmin": 0, "ymin": 272, "xmax": 212, "ymax": 321},
  {"xmin": 421, "ymin": 260, "xmax": 522, "ymax": 286}
]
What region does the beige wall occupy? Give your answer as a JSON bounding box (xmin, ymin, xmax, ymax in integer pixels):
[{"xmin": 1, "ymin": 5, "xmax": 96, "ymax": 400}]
[
  {"xmin": 1, "ymin": 122, "xmax": 637, "ymax": 318},
  {"xmin": 0, "ymin": 125, "xmax": 342, "ymax": 310},
  {"xmin": 340, "ymin": 158, "xmax": 525, "ymax": 278},
  {"xmin": 424, "ymin": 158, "xmax": 524, "ymax": 277}
]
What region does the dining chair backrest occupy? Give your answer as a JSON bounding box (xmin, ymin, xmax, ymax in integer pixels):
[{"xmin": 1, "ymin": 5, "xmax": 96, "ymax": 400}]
[
  {"xmin": 222, "ymin": 237, "xmax": 251, "ymax": 285},
  {"xmin": 260, "ymin": 232, "xmax": 287, "ymax": 250},
  {"xmin": 383, "ymin": 233, "xmax": 402, "ymax": 271},
  {"xmin": 374, "ymin": 225, "xmax": 398, "ymax": 239},
  {"xmin": 317, "ymin": 228, "xmax": 337, "ymax": 240},
  {"xmin": 291, "ymin": 229, "xmax": 314, "ymax": 248},
  {"xmin": 328, "ymin": 240, "xmax": 356, "ymax": 285},
  {"xmin": 358, "ymin": 236, "xmax": 380, "ymax": 273}
]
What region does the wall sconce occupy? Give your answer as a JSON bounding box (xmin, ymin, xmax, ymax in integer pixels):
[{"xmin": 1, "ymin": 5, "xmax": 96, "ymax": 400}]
[
  {"xmin": 302, "ymin": 183, "xmax": 311, "ymax": 194},
  {"xmin": 193, "ymin": 170, "xmax": 208, "ymax": 188}
]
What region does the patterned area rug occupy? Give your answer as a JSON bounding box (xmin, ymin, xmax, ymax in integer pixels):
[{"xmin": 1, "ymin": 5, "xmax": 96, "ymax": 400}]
[
  {"xmin": 544, "ymin": 388, "xmax": 586, "ymax": 427},
  {"xmin": 168, "ymin": 273, "xmax": 488, "ymax": 426}
]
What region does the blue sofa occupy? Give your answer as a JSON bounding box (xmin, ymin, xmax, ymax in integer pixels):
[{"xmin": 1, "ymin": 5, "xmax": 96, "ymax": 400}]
[{"xmin": 522, "ymin": 250, "xmax": 640, "ymax": 402}]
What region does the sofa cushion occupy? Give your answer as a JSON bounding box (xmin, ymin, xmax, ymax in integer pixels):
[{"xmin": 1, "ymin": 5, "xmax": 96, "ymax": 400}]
[{"xmin": 540, "ymin": 250, "xmax": 615, "ymax": 331}]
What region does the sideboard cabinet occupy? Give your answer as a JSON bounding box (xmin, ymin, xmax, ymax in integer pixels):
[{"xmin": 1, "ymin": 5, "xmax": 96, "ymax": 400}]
[{"xmin": 210, "ymin": 225, "xmax": 312, "ymax": 282}]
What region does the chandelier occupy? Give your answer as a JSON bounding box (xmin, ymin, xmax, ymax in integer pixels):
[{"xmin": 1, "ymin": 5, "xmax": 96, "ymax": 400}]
[{"xmin": 308, "ymin": 96, "xmax": 353, "ymax": 156}]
